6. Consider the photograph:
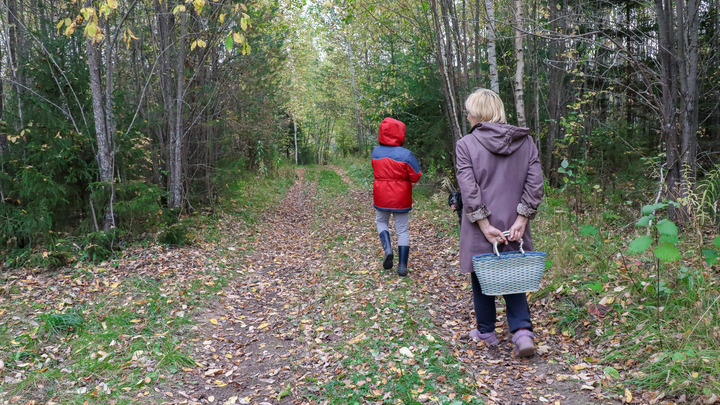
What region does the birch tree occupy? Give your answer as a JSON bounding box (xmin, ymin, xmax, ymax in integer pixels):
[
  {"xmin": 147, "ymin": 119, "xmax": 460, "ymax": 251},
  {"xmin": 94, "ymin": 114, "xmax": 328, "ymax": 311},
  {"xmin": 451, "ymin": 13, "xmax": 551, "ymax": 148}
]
[
  {"xmin": 512, "ymin": 0, "xmax": 526, "ymax": 127},
  {"xmin": 484, "ymin": 0, "xmax": 499, "ymax": 94}
]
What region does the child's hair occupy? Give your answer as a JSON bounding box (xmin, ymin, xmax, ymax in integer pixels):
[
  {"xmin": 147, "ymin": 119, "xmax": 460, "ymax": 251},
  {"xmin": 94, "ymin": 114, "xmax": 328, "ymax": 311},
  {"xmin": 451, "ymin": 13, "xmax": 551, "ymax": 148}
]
[{"xmin": 465, "ymin": 88, "xmax": 507, "ymax": 125}]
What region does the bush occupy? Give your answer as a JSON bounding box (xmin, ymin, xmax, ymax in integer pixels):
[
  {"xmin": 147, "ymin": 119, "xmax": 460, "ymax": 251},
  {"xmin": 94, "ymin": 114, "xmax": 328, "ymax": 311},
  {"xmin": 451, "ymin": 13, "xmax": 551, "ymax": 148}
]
[
  {"xmin": 158, "ymin": 222, "xmax": 193, "ymax": 246},
  {"xmin": 80, "ymin": 229, "xmax": 120, "ymax": 263}
]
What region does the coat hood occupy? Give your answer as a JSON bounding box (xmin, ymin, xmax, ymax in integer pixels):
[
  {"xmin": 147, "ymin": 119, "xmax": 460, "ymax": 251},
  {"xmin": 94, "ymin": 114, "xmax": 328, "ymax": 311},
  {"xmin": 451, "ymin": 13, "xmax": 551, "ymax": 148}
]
[
  {"xmin": 470, "ymin": 122, "xmax": 530, "ymax": 155},
  {"xmin": 378, "ymin": 117, "xmax": 406, "ymax": 146}
]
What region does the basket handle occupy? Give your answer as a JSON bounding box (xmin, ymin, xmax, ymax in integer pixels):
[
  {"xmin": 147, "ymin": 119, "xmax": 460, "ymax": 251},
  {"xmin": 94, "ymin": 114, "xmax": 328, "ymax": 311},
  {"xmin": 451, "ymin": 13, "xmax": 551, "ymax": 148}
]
[{"xmin": 493, "ymin": 231, "xmax": 525, "ymax": 256}]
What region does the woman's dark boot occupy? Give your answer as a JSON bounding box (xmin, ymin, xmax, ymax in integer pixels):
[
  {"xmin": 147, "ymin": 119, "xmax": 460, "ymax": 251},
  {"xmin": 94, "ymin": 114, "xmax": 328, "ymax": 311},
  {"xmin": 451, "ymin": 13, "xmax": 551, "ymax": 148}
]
[
  {"xmin": 397, "ymin": 246, "xmax": 409, "ymax": 276},
  {"xmin": 379, "ymin": 231, "xmax": 393, "ymax": 269}
]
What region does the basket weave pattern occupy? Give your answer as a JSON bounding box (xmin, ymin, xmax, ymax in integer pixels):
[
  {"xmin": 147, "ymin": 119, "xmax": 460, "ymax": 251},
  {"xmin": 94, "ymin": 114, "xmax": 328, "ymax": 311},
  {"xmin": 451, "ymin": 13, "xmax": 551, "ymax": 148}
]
[{"xmin": 472, "ymin": 250, "xmax": 546, "ymax": 296}]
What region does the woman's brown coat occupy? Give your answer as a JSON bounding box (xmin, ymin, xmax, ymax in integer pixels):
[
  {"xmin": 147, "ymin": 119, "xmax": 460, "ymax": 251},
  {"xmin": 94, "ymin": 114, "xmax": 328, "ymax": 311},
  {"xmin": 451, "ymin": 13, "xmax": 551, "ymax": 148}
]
[{"xmin": 456, "ymin": 122, "xmax": 544, "ymax": 274}]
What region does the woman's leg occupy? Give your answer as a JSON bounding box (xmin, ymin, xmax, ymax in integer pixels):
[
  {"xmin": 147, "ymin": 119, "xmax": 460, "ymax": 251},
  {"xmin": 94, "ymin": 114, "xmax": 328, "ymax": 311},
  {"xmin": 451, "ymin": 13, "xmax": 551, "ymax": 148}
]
[
  {"xmin": 471, "ymin": 272, "xmax": 497, "ymax": 333},
  {"xmin": 503, "ymin": 293, "xmax": 532, "ymax": 333}
]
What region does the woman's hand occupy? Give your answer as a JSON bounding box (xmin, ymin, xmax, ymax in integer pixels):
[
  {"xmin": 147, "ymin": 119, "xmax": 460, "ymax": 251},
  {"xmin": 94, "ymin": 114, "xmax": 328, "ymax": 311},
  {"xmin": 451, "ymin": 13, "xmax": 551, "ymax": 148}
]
[
  {"xmin": 476, "ymin": 218, "xmax": 507, "ymax": 245},
  {"xmin": 508, "ymin": 215, "xmax": 529, "ymax": 242}
]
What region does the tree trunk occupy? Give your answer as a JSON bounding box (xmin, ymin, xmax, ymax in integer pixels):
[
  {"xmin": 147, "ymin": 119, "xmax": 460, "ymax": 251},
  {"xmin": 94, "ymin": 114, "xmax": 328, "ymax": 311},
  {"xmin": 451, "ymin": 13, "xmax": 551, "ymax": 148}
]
[
  {"xmin": 484, "ymin": 0, "xmax": 499, "ymax": 94},
  {"xmin": 545, "ymin": 0, "xmax": 566, "ymax": 177},
  {"xmin": 293, "ymin": 115, "xmax": 298, "ymax": 165},
  {"xmin": 430, "ymin": 0, "xmax": 463, "ymax": 144},
  {"xmin": 169, "ymin": 11, "xmax": 186, "ymax": 209},
  {"xmin": 155, "ymin": 0, "xmax": 173, "ymax": 190},
  {"xmin": 655, "ymin": 0, "xmax": 682, "ymax": 219},
  {"xmin": 474, "ymin": 0, "xmax": 482, "ymax": 86},
  {"xmin": 676, "ymin": 0, "xmax": 700, "ymax": 222},
  {"xmin": 345, "ymin": 39, "xmax": 364, "ymax": 151},
  {"xmin": 512, "ymin": 0, "xmax": 526, "ymax": 127},
  {"xmin": 85, "ymin": 34, "xmax": 115, "ymax": 230},
  {"xmin": 6, "ymin": 0, "xmax": 24, "ymax": 129}
]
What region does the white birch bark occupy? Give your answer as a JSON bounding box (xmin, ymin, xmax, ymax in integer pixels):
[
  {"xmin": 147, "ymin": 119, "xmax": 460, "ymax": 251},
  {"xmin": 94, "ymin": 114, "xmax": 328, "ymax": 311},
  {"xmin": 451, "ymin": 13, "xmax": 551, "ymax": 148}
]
[
  {"xmin": 484, "ymin": 0, "xmax": 499, "ymax": 94},
  {"xmin": 513, "ymin": 0, "xmax": 527, "ymax": 127}
]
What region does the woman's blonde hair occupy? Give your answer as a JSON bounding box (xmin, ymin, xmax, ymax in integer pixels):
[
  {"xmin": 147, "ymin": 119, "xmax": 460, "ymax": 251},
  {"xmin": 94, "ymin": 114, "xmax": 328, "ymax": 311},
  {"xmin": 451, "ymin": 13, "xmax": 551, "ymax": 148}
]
[{"xmin": 465, "ymin": 88, "xmax": 507, "ymax": 125}]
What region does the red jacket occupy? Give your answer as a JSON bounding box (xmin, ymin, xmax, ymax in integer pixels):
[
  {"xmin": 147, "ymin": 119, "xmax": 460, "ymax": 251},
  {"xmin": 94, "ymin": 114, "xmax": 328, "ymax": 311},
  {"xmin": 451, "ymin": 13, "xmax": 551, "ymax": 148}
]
[{"xmin": 371, "ymin": 118, "xmax": 422, "ymax": 212}]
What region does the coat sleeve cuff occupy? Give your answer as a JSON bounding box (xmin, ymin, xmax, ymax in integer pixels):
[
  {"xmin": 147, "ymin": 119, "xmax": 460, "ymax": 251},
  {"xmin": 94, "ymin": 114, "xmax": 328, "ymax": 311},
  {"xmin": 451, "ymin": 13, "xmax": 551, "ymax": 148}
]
[
  {"xmin": 467, "ymin": 205, "xmax": 491, "ymax": 222},
  {"xmin": 517, "ymin": 203, "xmax": 537, "ymax": 220}
]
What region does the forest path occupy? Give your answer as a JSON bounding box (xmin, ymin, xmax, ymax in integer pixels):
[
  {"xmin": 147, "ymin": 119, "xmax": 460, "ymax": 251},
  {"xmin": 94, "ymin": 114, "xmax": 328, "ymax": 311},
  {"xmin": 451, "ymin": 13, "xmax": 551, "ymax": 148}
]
[{"xmin": 165, "ymin": 166, "xmax": 616, "ymax": 405}]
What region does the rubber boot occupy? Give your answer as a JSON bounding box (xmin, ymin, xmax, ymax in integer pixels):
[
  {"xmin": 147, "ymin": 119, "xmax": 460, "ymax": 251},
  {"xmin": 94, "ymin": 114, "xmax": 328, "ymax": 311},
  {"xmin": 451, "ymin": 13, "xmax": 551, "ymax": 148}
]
[
  {"xmin": 397, "ymin": 246, "xmax": 409, "ymax": 276},
  {"xmin": 379, "ymin": 231, "xmax": 393, "ymax": 270}
]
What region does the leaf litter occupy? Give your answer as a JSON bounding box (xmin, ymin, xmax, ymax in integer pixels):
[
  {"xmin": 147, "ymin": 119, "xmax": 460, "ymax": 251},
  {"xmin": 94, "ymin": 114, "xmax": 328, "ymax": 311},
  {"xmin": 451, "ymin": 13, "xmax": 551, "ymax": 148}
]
[{"xmin": 1, "ymin": 166, "xmax": 665, "ymax": 404}]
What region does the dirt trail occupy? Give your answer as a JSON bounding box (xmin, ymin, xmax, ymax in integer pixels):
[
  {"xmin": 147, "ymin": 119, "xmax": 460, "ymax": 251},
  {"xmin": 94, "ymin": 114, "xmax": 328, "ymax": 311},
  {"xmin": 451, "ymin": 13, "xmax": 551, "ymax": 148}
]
[{"xmin": 165, "ymin": 166, "xmax": 616, "ymax": 405}]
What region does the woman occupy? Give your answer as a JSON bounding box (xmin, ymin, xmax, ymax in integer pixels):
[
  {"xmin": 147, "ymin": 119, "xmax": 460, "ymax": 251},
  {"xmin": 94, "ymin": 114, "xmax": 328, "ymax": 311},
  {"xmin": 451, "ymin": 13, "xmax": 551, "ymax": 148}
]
[{"xmin": 455, "ymin": 89, "xmax": 543, "ymax": 357}]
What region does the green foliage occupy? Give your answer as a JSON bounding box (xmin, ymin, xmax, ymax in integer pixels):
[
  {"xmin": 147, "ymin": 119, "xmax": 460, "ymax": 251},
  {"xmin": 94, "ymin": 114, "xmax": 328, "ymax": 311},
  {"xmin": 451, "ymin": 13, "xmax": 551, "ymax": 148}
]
[
  {"xmin": 80, "ymin": 230, "xmax": 119, "ymax": 263},
  {"xmin": 630, "ymin": 202, "xmax": 681, "ymax": 262},
  {"xmin": 702, "ymin": 236, "xmax": 720, "ymax": 267},
  {"xmin": 695, "ymin": 164, "xmax": 720, "ymax": 226},
  {"xmin": 114, "ymin": 181, "xmax": 164, "ymax": 233},
  {"xmin": 158, "ymin": 222, "xmax": 193, "ymax": 246},
  {"xmin": 579, "ymin": 224, "xmax": 598, "ymax": 236}
]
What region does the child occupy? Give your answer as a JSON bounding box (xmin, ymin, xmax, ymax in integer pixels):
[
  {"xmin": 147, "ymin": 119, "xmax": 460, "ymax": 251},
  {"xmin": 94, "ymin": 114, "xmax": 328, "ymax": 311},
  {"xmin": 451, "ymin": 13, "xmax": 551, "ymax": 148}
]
[{"xmin": 371, "ymin": 118, "xmax": 422, "ymax": 276}]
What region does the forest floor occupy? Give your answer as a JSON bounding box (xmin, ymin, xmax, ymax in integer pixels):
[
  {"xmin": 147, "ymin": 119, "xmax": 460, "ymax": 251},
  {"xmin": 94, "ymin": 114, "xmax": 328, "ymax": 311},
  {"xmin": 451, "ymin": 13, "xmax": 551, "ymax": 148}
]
[
  {"xmin": 147, "ymin": 166, "xmax": 620, "ymax": 405},
  {"xmin": 2, "ymin": 165, "xmax": 655, "ymax": 404}
]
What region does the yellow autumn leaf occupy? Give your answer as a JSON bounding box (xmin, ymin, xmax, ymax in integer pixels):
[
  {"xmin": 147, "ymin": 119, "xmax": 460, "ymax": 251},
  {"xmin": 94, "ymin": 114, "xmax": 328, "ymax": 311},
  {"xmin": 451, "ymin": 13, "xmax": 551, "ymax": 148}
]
[
  {"xmin": 209, "ymin": 318, "xmax": 218, "ymax": 324},
  {"xmin": 130, "ymin": 319, "xmax": 141, "ymax": 323},
  {"xmin": 232, "ymin": 32, "xmax": 244, "ymax": 44},
  {"xmin": 214, "ymin": 380, "xmax": 227, "ymax": 387},
  {"xmin": 193, "ymin": 0, "xmax": 205, "ymax": 12},
  {"xmin": 348, "ymin": 332, "xmax": 366, "ymax": 344},
  {"xmin": 240, "ymin": 16, "xmax": 247, "ymax": 31},
  {"xmin": 65, "ymin": 23, "xmax": 77, "ymax": 37},
  {"xmin": 691, "ymin": 372, "xmax": 699, "ymax": 378},
  {"xmin": 190, "ymin": 40, "xmax": 197, "ymax": 50},
  {"xmin": 624, "ymin": 389, "xmax": 632, "ymax": 403},
  {"xmin": 85, "ymin": 22, "xmax": 98, "ymax": 37},
  {"xmin": 197, "ymin": 39, "xmax": 207, "ymax": 48},
  {"xmin": 173, "ymin": 4, "xmax": 186, "ymax": 14},
  {"xmin": 257, "ymin": 322, "xmax": 269, "ymax": 330},
  {"xmin": 107, "ymin": 0, "xmax": 118, "ymax": 9},
  {"xmin": 56, "ymin": 19, "xmax": 65, "ymax": 29},
  {"xmin": 219, "ymin": 13, "xmax": 225, "ymax": 23}
]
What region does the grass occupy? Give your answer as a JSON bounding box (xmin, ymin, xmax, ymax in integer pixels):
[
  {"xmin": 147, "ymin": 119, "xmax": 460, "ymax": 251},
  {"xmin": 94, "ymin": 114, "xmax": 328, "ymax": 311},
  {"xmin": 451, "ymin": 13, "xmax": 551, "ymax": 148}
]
[{"xmin": 531, "ymin": 187, "xmax": 720, "ymax": 400}]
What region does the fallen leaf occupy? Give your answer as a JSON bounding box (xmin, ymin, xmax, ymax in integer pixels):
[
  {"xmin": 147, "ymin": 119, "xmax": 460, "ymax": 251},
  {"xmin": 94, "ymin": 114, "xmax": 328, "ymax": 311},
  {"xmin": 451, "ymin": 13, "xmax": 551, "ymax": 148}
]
[{"xmin": 399, "ymin": 347, "xmax": 414, "ymax": 358}]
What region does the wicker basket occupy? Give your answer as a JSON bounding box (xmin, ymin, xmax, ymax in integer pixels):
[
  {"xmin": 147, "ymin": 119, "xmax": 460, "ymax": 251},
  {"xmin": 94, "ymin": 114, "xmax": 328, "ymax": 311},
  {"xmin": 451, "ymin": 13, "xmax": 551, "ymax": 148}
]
[{"xmin": 472, "ymin": 232, "xmax": 546, "ymax": 296}]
